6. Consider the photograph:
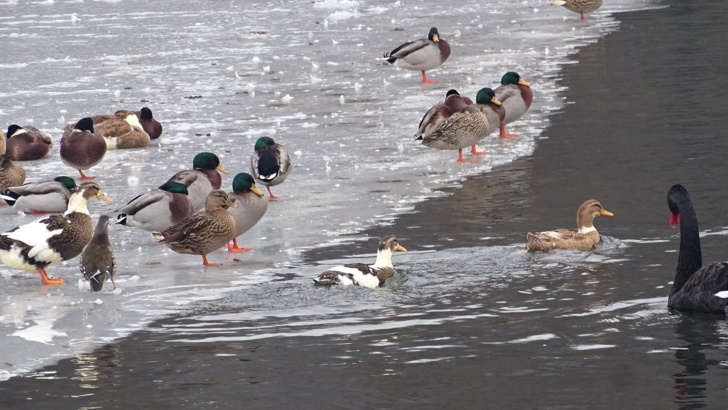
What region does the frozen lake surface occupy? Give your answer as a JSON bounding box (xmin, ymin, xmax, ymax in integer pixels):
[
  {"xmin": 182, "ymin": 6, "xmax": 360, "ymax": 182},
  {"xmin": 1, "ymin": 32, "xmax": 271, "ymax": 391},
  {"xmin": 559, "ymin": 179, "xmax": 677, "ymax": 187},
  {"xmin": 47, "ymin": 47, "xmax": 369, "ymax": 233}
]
[{"xmin": 0, "ymin": 0, "xmax": 660, "ymax": 379}]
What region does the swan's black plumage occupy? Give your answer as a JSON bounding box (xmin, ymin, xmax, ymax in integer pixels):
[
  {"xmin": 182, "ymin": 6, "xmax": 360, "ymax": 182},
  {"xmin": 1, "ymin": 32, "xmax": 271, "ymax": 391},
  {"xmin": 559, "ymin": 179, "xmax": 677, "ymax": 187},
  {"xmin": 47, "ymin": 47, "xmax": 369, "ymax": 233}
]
[{"xmin": 667, "ymin": 184, "xmax": 728, "ymax": 314}]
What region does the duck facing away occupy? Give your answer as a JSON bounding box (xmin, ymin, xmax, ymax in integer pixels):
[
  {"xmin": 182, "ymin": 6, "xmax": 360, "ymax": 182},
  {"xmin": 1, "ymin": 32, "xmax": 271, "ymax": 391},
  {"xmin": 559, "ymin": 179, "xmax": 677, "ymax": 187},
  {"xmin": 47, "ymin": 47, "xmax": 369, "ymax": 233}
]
[
  {"xmin": 5, "ymin": 125, "xmax": 53, "ymax": 161},
  {"xmin": 550, "ymin": 0, "xmax": 602, "ymax": 20},
  {"xmin": 0, "ymin": 155, "xmax": 26, "ymax": 188},
  {"xmin": 417, "ymin": 105, "xmax": 490, "ymax": 162},
  {"xmin": 494, "ymin": 72, "xmax": 533, "ymax": 138},
  {"xmin": 60, "ymin": 117, "xmax": 107, "ymax": 180},
  {"xmin": 313, "ymin": 235, "xmax": 407, "ymax": 288},
  {"xmin": 666, "ymin": 184, "xmax": 728, "ymax": 314},
  {"xmin": 166, "ymin": 152, "xmax": 228, "ymax": 211},
  {"xmin": 153, "ymin": 190, "xmax": 238, "ymax": 267},
  {"xmin": 227, "ymin": 173, "xmax": 268, "ymax": 253},
  {"xmin": 415, "ymin": 89, "xmax": 474, "ymax": 139},
  {"xmin": 526, "ymin": 199, "xmax": 613, "ymax": 252},
  {"xmin": 251, "ymin": 136, "xmax": 292, "ymax": 199},
  {"xmin": 0, "ymin": 182, "xmax": 112, "ymax": 285},
  {"xmin": 384, "ymin": 27, "xmax": 451, "ymax": 84},
  {"xmin": 92, "ymin": 111, "xmax": 151, "ymax": 149},
  {"xmin": 0, "ymin": 176, "xmax": 77, "ymax": 214},
  {"xmin": 115, "ymin": 181, "xmax": 194, "ymax": 233},
  {"xmin": 80, "ymin": 215, "xmax": 116, "ymax": 291}
]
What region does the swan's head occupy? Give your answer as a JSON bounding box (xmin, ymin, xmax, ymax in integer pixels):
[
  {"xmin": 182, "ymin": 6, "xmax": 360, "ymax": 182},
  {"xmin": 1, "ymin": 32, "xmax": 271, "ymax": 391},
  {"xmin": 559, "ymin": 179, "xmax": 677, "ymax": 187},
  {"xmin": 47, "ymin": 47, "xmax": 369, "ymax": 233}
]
[{"xmin": 668, "ymin": 184, "xmax": 690, "ymax": 227}]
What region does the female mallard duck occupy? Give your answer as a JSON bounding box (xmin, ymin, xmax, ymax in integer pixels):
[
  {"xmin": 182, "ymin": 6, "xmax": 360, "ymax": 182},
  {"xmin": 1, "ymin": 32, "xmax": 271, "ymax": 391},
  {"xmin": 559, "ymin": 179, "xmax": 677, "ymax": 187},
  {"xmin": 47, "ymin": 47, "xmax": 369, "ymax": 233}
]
[
  {"xmin": 80, "ymin": 215, "xmax": 116, "ymax": 291},
  {"xmin": 166, "ymin": 152, "xmax": 228, "ymax": 211},
  {"xmin": 494, "ymin": 72, "xmax": 533, "ymax": 138},
  {"xmin": 550, "ymin": 0, "xmax": 602, "ymax": 20},
  {"xmin": 526, "ymin": 199, "xmax": 613, "ymax": 252},
  {"xmin": 153, "ymin": 190, "xmax": 238, "ymax": 267},
  {"xmin": 474, "ymin": 87, "xmax": 506, "ymax": 138},
  {"xmin": 0, "ymin": 182, "xmax": 112, "ymax": 285},
  {"xmin": 1, "ymin": 176, "xmax": 77, "ymax": 214},
  {"xmin": 60, "ymin": 117, "xmax": 107, "ymax": 180},
  {"xmin": 138, "ymin": 107, "xmax": 163, "ymax": 140},
  {"xmin": 0, "ymin": 155, "xmax": 26, "ymax": 188},
  {"xmin": 115, "ymin": 181, "xmax": 194, "ymax": 232},
  {"xmin": 666, "ymin": 184, "xmax": 728, "ymax": 314},
  {"xmin": 4, "ymin": 125, "xmax": 53, "ymax": 161},
  {"xmin": 0, "ymin": 129, "xmax": 5, "ymax": 155},
  {"xmin": 416, "ymin": 105, "xmax": 490, "ymax": 162},
  {"xmin": 93, "ymin": 111, "xmax": 151, "ymax": 149},
  {"xmin": 415, "ymin": 89, "xmax": 474, "ymax": 138},
  {"xmin": 227, "ymin": 173, "xmax": 268, "ymax": 253},
  {"xmin": 384, "ymin": 27, "xmax": 451, "ymax": 84},
  {"xmin": 313, "ymin": 235, "xmax": 407, "ymax": 288},
  {"xmin": 251, "ymin": 136, "xmax": 292, "ymax": 199}
]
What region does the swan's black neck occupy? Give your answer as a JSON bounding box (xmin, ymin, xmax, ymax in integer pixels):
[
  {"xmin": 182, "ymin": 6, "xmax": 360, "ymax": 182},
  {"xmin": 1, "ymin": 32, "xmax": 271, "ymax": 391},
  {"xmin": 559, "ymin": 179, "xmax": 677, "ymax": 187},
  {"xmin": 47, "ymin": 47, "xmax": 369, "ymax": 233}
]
[{"xmin": 671, "ymin": 194, "xmax": 703, "ymax": 297}]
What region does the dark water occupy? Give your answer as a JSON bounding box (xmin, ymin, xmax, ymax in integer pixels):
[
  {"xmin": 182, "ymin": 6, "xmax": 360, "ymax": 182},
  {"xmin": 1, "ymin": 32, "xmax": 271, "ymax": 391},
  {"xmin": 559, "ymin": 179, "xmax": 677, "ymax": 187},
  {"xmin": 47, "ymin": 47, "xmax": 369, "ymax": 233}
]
[{"xmin": 3, "ymin": 0, "xmax": 728, "ymax": 408}]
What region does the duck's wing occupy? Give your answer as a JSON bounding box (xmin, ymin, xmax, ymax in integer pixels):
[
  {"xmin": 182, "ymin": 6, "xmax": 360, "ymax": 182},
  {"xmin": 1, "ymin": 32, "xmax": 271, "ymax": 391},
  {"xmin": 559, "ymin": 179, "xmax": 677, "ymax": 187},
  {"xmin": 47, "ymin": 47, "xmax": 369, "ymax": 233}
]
[
  {"xmin": 275, "ymin": 144, "xmax": 293, "ymax": 176},
  {"xmin": 386, "ymin": 39, "xmax": 430, "ymax": 60},
  {"xmin": 116, "ymin": 189, "xmax": 170, "ymax": 216}
]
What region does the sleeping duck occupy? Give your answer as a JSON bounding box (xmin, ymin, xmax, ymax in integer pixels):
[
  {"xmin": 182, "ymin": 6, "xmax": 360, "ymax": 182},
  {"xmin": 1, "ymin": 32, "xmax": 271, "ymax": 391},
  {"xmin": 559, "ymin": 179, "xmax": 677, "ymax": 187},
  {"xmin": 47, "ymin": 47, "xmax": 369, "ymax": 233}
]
[
  {"xmin": 251, "ymin": 136, "xmax": 292, "ymax": 199},
  {"xmin": 227, "ymin": 173, "xmax": 268, "ymax": 253},
  {"xmin": 474, "ymin": 87, "xmax": 506, "ymax": 138},
  {"xmin": 384, "ymin": 27, "xmax": 451, "ymax": 84},
  {"xmin": 550, "ymin": 0, "xmax": 602, "ymax": 20},
  {"xmin": 166, "ymin": 152, "xmax": 228, "ymax": 211},
  {"xmin": 526, "ymin": 199, "xmax": 613, "ymax": 252},
  {"xmin": 4, "ymin": 125, "xmax": 53, "ymax": 161},
  {"xmin": 1, "ymin": 176, "xmax": 77, "ymax": 214},
  {"xmin": 313, "ymin": 235, "xmax": 407, "ymax": 288},
  {"xmin": 153, "ymin": 190, "xmax": 238, "ymax": 267},
  {"xmin": 416, "ymin": 105, "xmax": 490, "ymax": 162},
  {"xmin": 138, "ymin": 107, "xmax": 163, "ymax": 140},
  {"xmin": 115, "ymin": 181, "xmax": 194, "ymax": 232},
  {"xmin": 415, "ymin": 89, "xmax": 473, "ymax": 138},
  {"xmin": 494, "ymin": 72, "xmax": 533, "ymax": 138},
  {"xmin": 0, "ymin": 182, "xmax": 112, "ymax": 285},
  {"xmin": 80, "ymin": 215, "xmax": 116, "ymax": 291},
  {"xmin": 0, "ymin": 155, "xmax": 26, "ymax": 188},
  {"xmin": 93, "ymin": 111, "xmax": 151, "ymax": 149},
  {"xmin": 60, "ymin": 117, "xmax": 107, "ymax": 180}
]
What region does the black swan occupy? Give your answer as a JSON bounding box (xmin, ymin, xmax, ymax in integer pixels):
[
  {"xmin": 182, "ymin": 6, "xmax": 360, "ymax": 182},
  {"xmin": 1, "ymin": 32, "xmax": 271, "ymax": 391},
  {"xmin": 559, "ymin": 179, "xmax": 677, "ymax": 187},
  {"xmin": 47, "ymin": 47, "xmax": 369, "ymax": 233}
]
[{"xmin": 667, "ymin": 184, "xmax": 728, "ymax": 313}]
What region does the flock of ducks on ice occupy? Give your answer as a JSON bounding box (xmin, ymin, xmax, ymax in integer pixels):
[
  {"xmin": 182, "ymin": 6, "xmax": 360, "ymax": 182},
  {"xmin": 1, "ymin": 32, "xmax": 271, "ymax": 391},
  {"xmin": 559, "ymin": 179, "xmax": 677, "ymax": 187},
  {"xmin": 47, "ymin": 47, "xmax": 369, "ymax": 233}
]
[{"xmin": 1, "ymin": 0, "xmax": 726, "ymax": 316}]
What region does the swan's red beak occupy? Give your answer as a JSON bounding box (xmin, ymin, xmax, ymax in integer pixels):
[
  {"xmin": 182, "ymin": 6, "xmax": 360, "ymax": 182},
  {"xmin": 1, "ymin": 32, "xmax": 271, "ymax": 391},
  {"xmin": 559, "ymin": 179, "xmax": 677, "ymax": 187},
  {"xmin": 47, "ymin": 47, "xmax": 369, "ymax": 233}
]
[{"xmin": 669, "ymin": 213, "xmax": 679, "ymax": 227}]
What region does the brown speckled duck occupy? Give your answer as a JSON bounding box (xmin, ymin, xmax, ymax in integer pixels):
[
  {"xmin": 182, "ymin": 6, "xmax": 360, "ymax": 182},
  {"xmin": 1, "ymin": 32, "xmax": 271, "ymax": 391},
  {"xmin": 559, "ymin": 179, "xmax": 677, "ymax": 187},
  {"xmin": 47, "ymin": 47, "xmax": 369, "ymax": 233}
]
[
  {"xmin": 416, "ymin": 105, "xmax": 490, "ymax": 162},
  {"xmin": 550, "ymin": 0, "xmax": 602, "ymax": 20},
  {"xmin": 93, "ymin": 111, "xmax": 151, "ymax": 149},
  {"xmin": 5, "ymin": 125, "xmax": 53, "ymax": 161},
  {"xmin": 313, "ymin": 235, "xmax": 407, "ymax": 288},
  {"xmin": 1, "ymin": 176, "xmax": 77, "ymax": 214},
  {"xmin": 227, "ymin": 173, "xmax": 268, "ymax": 253},
  {"xmin": 494, "ymin": 72, "xmax": 533, "ymax": 138},
  {"xmin": 385, "ymin": 27, "xmax": 451, "ymax": 84},
  {"xmin": 0, "ymin": 155, "xmax": 26, "ymax": 188},
  {"xmin": 60, "ymin": 117, "xmax": 107, "ymax": 180},
  {"xmin": 80, "ymin": 215, "xmax": 116, "ymax": 291},
  {"xmin": 526, "ymin": 199, "xmax": 614, "ymax": 252},
  {"xmin": 115, "ymin": 181, "xmax": 194, "ymax": 232},
  {"xmin": 153, "ymin": 190, "xmax": 238, "ymax": 267},
  {"xmin": 0, "ymin": 182, "xmax": 112, "ymax": 285},
  {"xmin": 166, "ymin": 152, "xmax": 228, "ymax": 211},
  {"xmin": 415, "ymin": 89, "xmax": 474, "ymax": 139},
  {"xmin": 0, "ymin": 129, "xmax": 5, "ymax": 155}
]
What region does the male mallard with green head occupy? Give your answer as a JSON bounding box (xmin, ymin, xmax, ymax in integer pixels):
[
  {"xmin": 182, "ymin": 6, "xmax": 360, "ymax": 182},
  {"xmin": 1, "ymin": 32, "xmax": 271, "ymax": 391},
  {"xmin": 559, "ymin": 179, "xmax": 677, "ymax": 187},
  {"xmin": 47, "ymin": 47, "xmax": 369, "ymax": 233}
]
[
  {"xmin": 81, "ymin": 215, "xmax": 116, "ymax": 291},
  {"xmin": 494, "ymin": 72, "xmax": 533, "ymax": 138},
  {"xmin": 1, "ymin": 176, "xmax": 77, "ymax": 214},
  {"xmin": 153, "ymin": 190, "xmax": 238, "ymax": 267},
  {"xmin": 384, "ymin": 27, "xmax": 451, "ymax": 84},
  {"xmin": 227, "ymin": 173, "xmax": 268, "ymax": 253},
  {"xmin": 416, "ymin": 105, "xmax": 490, "ymax": 162},
  {"xmin": 313, "ymin": 235, "xmax": 407, "ymax": 288},
  {"xmin": 550, "ymin": 0, "xmax": 602, "ymax": 20},
  {"xmin": 0, "ymin": 155, "xmax": 26, "ymax": 188},
  {"xmin": 166, "ymin": 152, "xmax": 228, "ymax": 211},
  {"xmin": 60, "ymin": 117, "xmax": 107, "ymax": 180},
  {"xmin": 474, "ymin": 87, "xmax": 506, "ymax": 138},
  {"xmin": 526, "ymin": 199, "xmax": 613, "ymax": 252},
  {"xmin": 115, "ymin": 181, "xmax": 194, "ymax": 232},
  {"xmin": 415, "ymin": 89, "xmax": 474, "ymax": 139},
  {"xmin": 0, "ymin": 182, "xmax": 112, "ymax": 285},
  {"xmin": 4, "ymin": 125, "xmax": 53, "ymax": 161},
  {"xmin": 251, "ymin": 137, "xmax": 292, "ymax": 200}
]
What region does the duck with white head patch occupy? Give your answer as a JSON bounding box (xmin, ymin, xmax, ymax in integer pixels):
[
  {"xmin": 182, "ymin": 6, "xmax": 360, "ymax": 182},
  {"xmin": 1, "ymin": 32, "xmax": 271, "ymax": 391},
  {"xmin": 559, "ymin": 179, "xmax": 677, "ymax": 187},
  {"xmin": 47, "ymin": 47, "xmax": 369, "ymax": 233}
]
[
  {"xmin": 526, "ymin": 199, "xmax": 613, "ymax": 252},
  {"xmin": 313, "ymin": 235, "xmax": 407, "ymax": 289},
  {"xmin": 92, "ymin": 110, "xmax": 151, "ymax": 149},
  {"xmin": 251, "ymin": 136, "xmax": 292, "ymax": 200},
  {"xmin": 0, "ymin": 182, "xmax": 112, "ymax": 285}
]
